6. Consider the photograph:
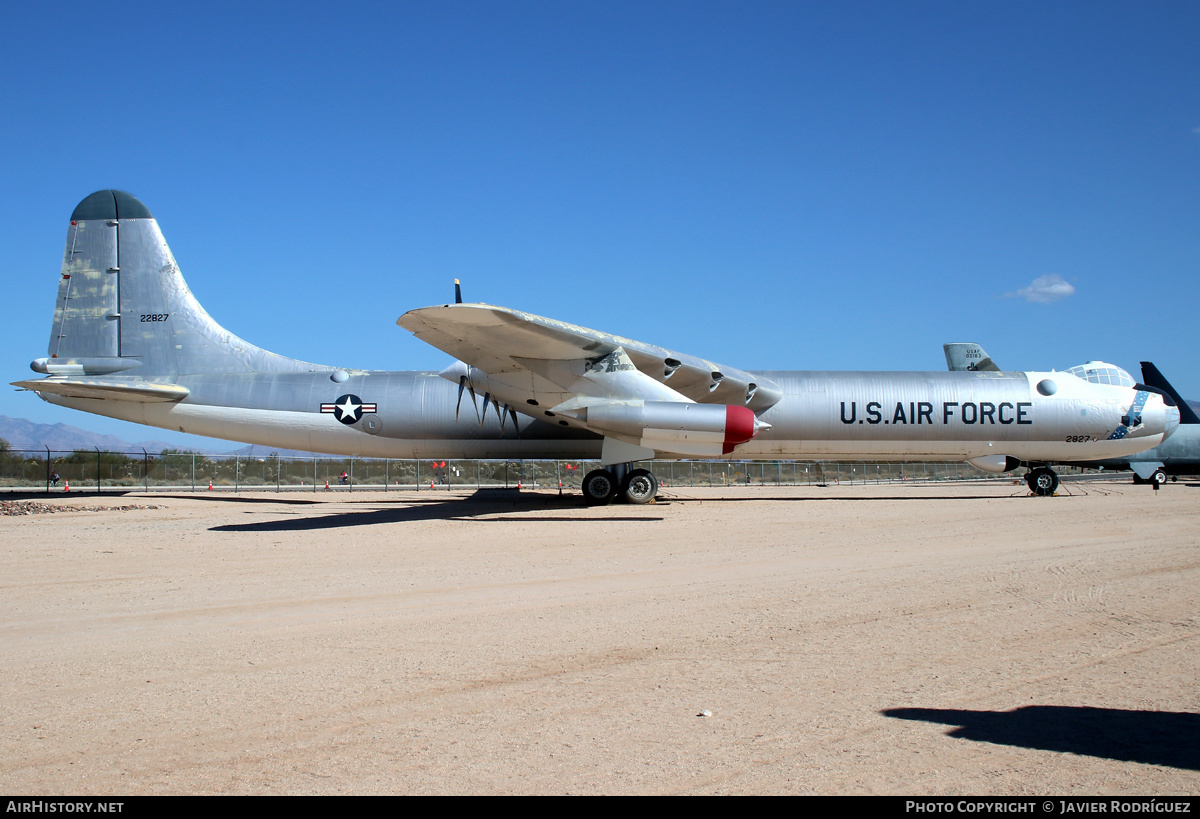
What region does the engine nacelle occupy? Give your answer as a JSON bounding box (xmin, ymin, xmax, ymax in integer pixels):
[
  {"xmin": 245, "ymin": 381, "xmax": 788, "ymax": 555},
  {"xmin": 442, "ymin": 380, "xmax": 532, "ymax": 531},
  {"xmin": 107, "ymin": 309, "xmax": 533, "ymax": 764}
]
[
  {"xmin": 966, "ymin": 454, "xmax": 1022, "ymax": 474},
  {"xmin": 580, "ymin": 401, "xmax": 768, "ymax": 457}
]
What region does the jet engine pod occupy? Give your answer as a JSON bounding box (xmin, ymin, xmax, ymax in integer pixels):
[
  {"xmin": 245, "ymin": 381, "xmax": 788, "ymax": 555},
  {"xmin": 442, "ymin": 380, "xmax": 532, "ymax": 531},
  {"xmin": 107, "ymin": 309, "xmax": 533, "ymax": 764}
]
[
  {"xmin": 967, "ymin": 454, "xmax": 1022, "ymax": 474},
  {"xmin": 582, "ymin": 401, "xmax": 769, "ymax": 457}
]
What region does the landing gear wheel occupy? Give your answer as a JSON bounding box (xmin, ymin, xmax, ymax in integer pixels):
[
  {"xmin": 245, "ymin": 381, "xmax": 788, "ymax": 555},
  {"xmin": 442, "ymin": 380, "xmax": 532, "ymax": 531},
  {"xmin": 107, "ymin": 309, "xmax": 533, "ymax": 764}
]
[
  {"xmin": 622, "ymin": 469, "xmax": 658, "ymax": 504},
  {"xmin": 1026, "ymin": 467, "xmax": 1059, "ymax": 496},
  {"xmin": 582, "ymin": 469, "xmax": 618, "ymax": 505},
  {"xmin": 1152, "ymin": 469, "xmax": 1168, "ymax": 487}
]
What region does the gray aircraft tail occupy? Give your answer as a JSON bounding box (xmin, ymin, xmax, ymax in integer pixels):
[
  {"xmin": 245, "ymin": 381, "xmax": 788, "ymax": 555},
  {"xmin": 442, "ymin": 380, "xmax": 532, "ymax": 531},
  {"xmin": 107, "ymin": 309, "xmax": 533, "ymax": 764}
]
[
  {"xmin": 1140, "ymin": 362, "xmax": 1200, "ymax": 425},
  {"xmin": 34, "ymin": 190, "xmax": 316, "ymax": 380},
  {"xmin": 943, "ymin": 343, "xmax": 1000, "ymax": 372}
]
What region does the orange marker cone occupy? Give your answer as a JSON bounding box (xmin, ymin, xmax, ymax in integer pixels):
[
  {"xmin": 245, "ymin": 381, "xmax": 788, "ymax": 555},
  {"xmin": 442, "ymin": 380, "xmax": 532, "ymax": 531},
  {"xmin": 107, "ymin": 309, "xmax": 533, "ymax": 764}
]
[
  {"xmin": 63, "ymin": 480, "xmax": 70, "ymax": 492},
  {"xmin": 324, "ymin": 479, "xmax": 329, "ymax": 489},
  {"xmin": 208, "ymin": 479, "xmax": 213, "ymax": 490}
]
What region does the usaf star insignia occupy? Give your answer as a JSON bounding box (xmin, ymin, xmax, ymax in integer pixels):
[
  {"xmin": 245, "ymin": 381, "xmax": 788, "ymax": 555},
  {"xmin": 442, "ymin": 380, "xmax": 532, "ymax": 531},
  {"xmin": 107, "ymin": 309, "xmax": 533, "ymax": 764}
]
[{"xmin": 321, "ymin": 394, "xmax": 377, "ymax": 425}]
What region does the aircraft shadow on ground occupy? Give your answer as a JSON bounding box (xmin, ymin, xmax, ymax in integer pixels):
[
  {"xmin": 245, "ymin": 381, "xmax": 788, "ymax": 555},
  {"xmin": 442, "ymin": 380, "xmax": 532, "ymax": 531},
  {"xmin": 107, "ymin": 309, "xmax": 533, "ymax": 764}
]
[
  {"xmin": 152, "ymin": 493, "xmax": 326, "ymax": 505},
  {"xmin": 883, "ymin": 706, "xmax": 1200, "ymax": 771},
  {"xmin": 208, "ymin": 489, "xmax": 664, "ymax": 531},
  {"xmin": 664, "ymin": 493, "xmax": 1011, "ymax": 503}
]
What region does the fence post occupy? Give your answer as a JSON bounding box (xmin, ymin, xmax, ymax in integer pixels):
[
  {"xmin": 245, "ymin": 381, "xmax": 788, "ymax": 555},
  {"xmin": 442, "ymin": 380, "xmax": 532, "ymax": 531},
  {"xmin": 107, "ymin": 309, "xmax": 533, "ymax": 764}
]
[
  {"xmin": 143, "ymin": 448, "xmax": 149, "ymax": 492},
  {"xmin": 45, "ymin": 446, "xmax": 50, "ymax": 493},
  {"xmin": 96, "ymin": 447, "xmax": 101, "ymax": 495}
]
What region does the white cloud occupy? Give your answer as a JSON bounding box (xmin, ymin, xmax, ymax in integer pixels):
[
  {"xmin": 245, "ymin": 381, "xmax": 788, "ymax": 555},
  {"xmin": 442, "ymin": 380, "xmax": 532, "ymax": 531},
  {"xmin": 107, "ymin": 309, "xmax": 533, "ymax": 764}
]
[{"xmin": 1006, "ymin": 274, "xmax": 1076, "ymax": 304}]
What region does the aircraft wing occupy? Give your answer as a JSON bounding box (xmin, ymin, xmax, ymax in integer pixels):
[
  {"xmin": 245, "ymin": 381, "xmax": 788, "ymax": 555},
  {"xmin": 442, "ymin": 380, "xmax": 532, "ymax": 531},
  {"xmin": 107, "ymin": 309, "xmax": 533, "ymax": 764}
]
[
  {"xmin": 11, "ymin": 378, "xmax": 190, "ymax": 403},
  {"xmin": 399, "ymin": 303, "xmax": 782, "ymax": 411},
  {"xmin": 398, "ymin": 303, "xmax": 779, "ymax": 460}
]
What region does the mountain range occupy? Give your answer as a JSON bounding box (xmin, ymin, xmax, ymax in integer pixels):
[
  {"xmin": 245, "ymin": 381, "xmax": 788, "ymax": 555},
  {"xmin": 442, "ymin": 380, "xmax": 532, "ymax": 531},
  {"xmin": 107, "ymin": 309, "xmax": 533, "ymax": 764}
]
[{"xmin": 0, "ymin": 415, "xmax": 320, "ymax": 457}]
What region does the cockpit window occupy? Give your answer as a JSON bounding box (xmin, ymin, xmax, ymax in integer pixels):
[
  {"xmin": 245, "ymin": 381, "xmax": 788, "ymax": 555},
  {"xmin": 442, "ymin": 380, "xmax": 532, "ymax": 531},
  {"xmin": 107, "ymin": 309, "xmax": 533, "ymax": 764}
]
[{"xmin": 1065, "ymin": 361, "xmax": 1135, "ymax": 387}]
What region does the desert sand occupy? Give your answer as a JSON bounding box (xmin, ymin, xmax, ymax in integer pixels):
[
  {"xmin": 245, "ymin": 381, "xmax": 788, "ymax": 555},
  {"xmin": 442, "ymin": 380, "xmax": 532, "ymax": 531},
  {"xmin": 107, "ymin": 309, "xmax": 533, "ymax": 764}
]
[{"xmin": 1, "ymin": 479, "xmax": 1197, "ymax": 794}]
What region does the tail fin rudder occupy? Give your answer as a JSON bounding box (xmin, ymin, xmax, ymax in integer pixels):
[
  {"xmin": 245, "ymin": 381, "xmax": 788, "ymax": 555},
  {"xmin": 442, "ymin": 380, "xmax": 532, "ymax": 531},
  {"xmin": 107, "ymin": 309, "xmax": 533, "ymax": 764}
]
[
  {"xmin": 1140, "ymin": 361, "xmax": 1200, "ymax": 425},
  {"xmin": 35, "ymin": 190, "xmax": 319, "ymax": 378},
  {"xmin": 943, "ymin": 342, "xmax": 1000, "ymax": 372}
]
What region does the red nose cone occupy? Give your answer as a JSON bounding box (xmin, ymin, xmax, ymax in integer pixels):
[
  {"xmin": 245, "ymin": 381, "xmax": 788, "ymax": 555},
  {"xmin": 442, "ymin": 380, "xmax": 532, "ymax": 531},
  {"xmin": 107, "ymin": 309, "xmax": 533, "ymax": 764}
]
[{"xmin": 723, "ymin": 405, "xmax": 760, "ymax": 453}]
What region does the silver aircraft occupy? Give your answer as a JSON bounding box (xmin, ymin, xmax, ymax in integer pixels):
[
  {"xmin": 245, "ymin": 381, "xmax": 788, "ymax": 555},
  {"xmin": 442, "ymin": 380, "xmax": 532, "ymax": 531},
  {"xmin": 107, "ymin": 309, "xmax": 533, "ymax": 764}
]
[{"xmin": 14, "ymin": 191, "xmax": 1179, "ymax": 504}]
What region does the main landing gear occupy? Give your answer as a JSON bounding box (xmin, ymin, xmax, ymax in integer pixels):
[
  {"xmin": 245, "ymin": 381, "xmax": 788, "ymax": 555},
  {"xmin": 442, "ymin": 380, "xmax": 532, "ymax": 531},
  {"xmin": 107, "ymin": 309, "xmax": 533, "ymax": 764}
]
[
  {"xmin": 582, "ymin": 464, "xmax": 659, "ymax": 505},
  {"xmin": 1025, "ymin": 466, "xmax": 1060, "ymax": 496}
]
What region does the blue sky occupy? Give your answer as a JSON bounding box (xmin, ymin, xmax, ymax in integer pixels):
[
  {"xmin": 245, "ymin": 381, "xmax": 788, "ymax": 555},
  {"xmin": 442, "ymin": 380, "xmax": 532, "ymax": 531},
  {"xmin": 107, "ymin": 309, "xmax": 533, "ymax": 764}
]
[{"xmin": 3, "ymin": 1, "xmax": 1199, "ymax": 449}]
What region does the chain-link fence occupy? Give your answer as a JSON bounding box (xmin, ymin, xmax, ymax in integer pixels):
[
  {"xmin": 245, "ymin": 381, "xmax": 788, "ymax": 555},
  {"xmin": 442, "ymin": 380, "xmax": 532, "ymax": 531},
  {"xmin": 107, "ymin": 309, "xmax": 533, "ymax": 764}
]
[{"xmin": 0, "ymin": 447, "xmax": 1106, "ymax": 493}]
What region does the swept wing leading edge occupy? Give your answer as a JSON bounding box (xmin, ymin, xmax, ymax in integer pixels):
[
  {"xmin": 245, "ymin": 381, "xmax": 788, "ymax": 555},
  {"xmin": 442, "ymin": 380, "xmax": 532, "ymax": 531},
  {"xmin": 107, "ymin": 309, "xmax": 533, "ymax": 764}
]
[{"xmin": 398, "ymin": 303, "xmax": 783, "ymax": 413}]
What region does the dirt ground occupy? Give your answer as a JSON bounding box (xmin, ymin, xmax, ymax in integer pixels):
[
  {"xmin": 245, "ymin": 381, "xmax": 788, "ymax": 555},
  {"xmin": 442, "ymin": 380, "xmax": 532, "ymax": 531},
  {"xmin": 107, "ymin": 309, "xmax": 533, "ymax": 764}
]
[{"xmin": 1, "ymin": 479, "xmax": 1197, "ymax": 795}]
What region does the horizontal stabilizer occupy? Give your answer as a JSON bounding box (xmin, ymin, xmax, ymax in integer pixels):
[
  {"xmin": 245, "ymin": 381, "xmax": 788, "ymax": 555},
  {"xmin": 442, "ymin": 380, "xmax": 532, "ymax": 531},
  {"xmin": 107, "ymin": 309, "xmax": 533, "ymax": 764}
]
[{"xmin": 12, "ymin": 378, "xmax": 190, "ymax": 403}]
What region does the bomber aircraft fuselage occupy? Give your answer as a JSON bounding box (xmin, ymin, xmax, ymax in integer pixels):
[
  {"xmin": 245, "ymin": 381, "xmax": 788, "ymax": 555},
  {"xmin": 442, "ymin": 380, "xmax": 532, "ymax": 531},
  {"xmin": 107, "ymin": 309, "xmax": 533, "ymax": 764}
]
[{"xmin": 14, "ymin": 191, "xmax": 1179, "ymax": 504}]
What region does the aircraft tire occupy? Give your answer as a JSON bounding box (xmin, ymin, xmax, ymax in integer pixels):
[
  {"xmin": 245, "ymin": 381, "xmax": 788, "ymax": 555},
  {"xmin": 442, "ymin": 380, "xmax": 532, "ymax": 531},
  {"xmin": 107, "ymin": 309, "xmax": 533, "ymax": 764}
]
[
  {"xmin": 582, "ymin": 469, "xmax": 618, "ymax": 505},
  {"xmin": 1152, "ymin": 469, "xmax": 1168, "ymax": 487},
  {"xmin": 1027, "ymin": 467, "xmax": 1059, "ymax": 496},
  {"xmin": 622, "ymin": 469, "xmax": 658, "ymax": 504}
]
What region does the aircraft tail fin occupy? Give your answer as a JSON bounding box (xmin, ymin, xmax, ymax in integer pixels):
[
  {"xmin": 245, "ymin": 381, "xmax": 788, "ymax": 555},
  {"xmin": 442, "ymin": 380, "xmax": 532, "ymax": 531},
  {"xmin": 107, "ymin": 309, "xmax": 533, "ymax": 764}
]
[
  {"xmin": 943, "ymin": 343, "xmax": 1000, "ymax": 372},
  {"xmin": 35, "ymin": 190, "xmax": 317, "ymax": 379},
  {"xmin": 1140, "ymin": 362, "xmax": 1200, "ymax": 425}
]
